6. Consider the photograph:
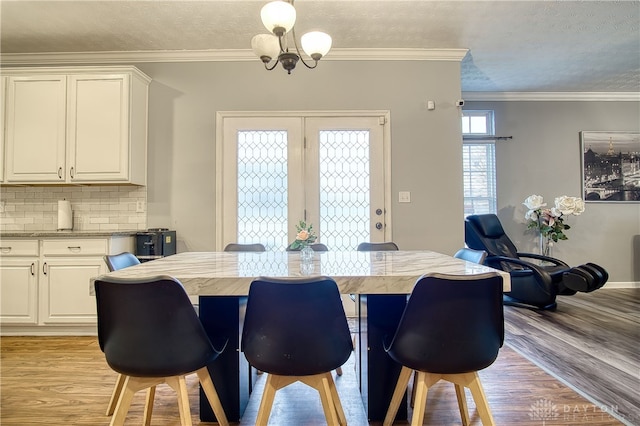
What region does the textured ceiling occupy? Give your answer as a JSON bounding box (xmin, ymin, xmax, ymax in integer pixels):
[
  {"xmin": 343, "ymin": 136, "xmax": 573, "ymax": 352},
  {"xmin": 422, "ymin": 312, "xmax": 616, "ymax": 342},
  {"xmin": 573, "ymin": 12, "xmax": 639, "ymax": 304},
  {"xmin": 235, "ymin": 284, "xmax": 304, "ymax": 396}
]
[{"xmin": 1, "ymin": 1, "xmax": 639, "ymax": 93}]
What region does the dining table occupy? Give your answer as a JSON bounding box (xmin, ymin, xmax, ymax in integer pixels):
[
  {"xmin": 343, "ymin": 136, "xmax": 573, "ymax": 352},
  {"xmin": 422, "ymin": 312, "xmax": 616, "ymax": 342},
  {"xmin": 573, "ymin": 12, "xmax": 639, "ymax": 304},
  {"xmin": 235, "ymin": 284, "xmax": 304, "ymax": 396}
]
[{"xmin": 94, "ymin": 250, "xmax": 510, "ymax": 422}]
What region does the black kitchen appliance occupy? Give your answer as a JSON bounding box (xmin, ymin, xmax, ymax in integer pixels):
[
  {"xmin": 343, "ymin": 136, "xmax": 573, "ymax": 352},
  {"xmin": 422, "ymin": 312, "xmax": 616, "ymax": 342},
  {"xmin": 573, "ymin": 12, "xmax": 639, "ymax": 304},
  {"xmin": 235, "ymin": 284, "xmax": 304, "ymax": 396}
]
[{"xmin": 135, "ymin": 228, "xmax": 176, "ymax": 262}]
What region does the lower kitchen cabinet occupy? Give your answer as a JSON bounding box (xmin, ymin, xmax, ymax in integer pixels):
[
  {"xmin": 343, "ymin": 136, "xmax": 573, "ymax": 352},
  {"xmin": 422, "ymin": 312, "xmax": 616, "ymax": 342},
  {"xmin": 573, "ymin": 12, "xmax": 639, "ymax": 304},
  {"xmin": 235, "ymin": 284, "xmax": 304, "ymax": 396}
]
[
  {"xmin": 40, "ymin": 258, "xmax": 105, "ymax": 324},
  {"xmin": 0, "ymin": 235, "xmax": 134, "ymax": 334},
  {"xmin": 0, "ymin": 258, "xmax": 39, "ymax": 325}
]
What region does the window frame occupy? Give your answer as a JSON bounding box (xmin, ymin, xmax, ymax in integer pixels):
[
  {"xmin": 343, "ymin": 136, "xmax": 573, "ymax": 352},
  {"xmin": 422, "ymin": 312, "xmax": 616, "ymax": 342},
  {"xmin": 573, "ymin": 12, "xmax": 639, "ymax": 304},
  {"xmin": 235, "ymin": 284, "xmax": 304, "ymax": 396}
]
[{"xmin": 462, "ymin": 110, "xmax": 497, "ymax": 216}]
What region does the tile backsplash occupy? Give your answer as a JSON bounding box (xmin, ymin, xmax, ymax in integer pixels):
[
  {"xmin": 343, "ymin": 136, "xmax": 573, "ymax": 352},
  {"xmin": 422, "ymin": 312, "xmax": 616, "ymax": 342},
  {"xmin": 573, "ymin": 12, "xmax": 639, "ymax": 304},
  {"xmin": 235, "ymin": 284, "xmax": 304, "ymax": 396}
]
[{"xmin": 0, "ymin": 186, "xmax": 147, "ymax": 232}]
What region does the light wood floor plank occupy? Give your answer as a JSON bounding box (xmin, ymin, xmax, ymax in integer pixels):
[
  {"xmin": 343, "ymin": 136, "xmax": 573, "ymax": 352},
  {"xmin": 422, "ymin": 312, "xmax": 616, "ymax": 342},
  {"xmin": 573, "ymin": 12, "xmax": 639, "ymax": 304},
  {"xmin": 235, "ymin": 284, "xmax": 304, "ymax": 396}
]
[
  {"xmin": 504, "ymin": 289, "xmax": 639, "ymax": 426},
  {"xmin": 1, "ymin": 289, "xmax": 635, "ymax": 425}
]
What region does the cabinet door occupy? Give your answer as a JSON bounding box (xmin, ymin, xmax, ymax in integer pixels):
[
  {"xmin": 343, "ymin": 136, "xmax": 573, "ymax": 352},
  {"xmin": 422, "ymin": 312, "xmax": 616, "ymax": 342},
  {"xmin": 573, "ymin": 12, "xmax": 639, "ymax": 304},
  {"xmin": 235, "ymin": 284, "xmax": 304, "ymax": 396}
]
[
  {"xmin": 67, "ymin": 74, "xmax": 130, "ymax": 182},
  {"xmin": 5, "ymin": 75, "xmax": 67, "ymax": 182},
  {"xmin": 1, "ymin": 76, "xmax": 6, "ymax": 183},
  {"xmin": 40, "ymin": 258, "xmax": 104, "ymax": 324},
  {"xmin": 0, "ymin": 259, "xmax": 39, "ymax": 324}
]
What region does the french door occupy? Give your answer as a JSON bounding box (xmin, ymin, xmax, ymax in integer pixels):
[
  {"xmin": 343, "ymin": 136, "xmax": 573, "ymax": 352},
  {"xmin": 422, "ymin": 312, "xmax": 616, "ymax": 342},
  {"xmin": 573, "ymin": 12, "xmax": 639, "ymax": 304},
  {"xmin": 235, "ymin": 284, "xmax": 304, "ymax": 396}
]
[{"xmin": 216, "ymin": 112, "xmax": 390, "ymax": 251}]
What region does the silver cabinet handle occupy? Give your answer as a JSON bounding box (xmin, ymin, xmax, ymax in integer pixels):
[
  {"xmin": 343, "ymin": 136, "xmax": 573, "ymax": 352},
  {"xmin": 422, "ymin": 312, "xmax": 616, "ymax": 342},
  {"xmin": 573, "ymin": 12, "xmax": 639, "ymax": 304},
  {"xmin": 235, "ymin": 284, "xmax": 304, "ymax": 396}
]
[
  {"xmin": 58, "ymin": 167, "xmax": 63, "ymax": 179},
  {"xmin": 31, "ymin": 262, "xmax": 35, "ymax": 276},
  {"xmin": 43, "ymin": 262, "xmax": 48, "ymax": 275},
  {"xmin": 69, "ymin": 167, "xmax": 75, "ymax": 179},
  {"xmin": 0, "ymin": 246, "xmax": 12, "ymax": 253}
]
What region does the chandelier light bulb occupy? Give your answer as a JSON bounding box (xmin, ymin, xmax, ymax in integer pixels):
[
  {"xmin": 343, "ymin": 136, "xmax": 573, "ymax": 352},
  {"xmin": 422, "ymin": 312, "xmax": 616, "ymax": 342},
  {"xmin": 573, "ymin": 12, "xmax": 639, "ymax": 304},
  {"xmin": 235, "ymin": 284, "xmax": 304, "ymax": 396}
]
[
  {"xmin": 300, "ymin": 31, "xmax": 332, "ymax": 61},
  {"xmin": 251, "ymin": 34, "xmax": 281, "ymax": 63},
  {"xmin": 261, "ymin": 1, "xmax": 296, "ymax": 37}
]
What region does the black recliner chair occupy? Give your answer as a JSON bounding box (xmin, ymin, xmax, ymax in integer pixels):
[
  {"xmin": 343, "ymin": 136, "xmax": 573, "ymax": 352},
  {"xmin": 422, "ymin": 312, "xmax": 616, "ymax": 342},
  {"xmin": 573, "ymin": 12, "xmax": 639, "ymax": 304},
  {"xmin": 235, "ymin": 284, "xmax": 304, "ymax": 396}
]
[{"xmin": 465, "ymin": 214, "xmax": 607, "ymax": 309}]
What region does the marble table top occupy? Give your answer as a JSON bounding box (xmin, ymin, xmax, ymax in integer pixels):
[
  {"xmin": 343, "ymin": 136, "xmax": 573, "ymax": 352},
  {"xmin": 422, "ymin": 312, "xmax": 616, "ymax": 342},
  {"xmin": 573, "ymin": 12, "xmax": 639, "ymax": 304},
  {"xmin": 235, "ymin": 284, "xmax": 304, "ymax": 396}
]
[{"xmin": 95, "ymin": 250, "xmax": 511, "ymax": 296}]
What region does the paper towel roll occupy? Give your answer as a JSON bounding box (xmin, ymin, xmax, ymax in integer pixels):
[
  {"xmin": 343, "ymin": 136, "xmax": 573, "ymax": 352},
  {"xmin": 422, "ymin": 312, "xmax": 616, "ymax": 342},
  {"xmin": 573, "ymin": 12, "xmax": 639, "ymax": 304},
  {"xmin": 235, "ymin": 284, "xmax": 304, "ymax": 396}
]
[{"xmin": 57, "ymin": 200, "xmax": 73, "ymax": 230}]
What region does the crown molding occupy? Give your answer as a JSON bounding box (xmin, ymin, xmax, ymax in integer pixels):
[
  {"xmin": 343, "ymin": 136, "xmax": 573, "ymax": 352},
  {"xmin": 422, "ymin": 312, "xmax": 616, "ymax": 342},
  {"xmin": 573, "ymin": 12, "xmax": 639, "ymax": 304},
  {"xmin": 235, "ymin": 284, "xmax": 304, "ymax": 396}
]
[
  {"xmin": 0, "ymin": 48, "xmax": 469, "ymax": 66},
  {"xmin": 462, "ymin": 91, "xmax": 640, "ymax": 102}
]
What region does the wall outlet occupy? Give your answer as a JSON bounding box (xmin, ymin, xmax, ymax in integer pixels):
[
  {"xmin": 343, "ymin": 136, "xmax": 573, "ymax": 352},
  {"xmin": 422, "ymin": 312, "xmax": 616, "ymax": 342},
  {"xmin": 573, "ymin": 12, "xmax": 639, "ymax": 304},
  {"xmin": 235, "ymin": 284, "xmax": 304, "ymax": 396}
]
[
  {"xmin": 399, "ymin": 191, "xmax": 411, "ymax": 203},
  {"xmin": 136, "ymin": 200, "xmax": 146, "ymax": 213}
]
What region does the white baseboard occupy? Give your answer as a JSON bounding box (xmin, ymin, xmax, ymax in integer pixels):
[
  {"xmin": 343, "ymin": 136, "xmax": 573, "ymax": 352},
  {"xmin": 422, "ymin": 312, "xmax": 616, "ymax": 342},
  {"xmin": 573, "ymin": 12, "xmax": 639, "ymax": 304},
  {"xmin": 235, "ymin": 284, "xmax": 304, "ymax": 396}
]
[
  {"xmin": 602, "ymin": 281, "xmax": 640, "ymax": 289},
  {"xmin": 0, "ymin": 325, "xmax": 97, "ymax": 336}
]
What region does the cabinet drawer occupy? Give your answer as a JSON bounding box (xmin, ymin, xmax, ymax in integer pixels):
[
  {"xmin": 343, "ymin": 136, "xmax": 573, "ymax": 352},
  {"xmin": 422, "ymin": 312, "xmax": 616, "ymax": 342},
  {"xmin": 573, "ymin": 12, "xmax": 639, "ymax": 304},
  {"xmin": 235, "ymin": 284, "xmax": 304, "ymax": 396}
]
[
  {"xmin": 0, "ymin": 240, "xmax": 39, "ymax": 257},
  {"xmin": 42, "ymin": 239, "xmax": 108, "ymax": 256}
]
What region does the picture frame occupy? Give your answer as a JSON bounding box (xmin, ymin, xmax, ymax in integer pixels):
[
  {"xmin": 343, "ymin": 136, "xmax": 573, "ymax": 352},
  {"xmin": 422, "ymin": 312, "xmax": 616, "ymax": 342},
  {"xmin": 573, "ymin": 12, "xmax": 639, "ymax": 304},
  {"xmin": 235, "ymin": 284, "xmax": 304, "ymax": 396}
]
[{"xmin": 580, "ymin": 131, "xmax": 640, "ymax": 202}]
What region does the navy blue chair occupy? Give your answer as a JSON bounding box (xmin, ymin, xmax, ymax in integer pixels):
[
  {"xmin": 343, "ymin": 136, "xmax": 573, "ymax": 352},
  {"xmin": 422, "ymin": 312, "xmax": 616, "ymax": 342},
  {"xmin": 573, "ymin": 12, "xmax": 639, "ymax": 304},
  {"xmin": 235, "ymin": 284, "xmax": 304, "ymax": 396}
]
[
  {"xmin": 357, "ymin": 241, "xmax": 399, "ymax": 251},
  {"xmin": 94, "ymin": 275, "xmax": 229, "ymax": 426},
  {"xmin": 241, "ymin": 276, "xmax": 353, "ymax": 425},
  {"xmin": 103, "ymin": 252, "xmax": 140, "ymax": 273},
  {"xmin": 102, "ymin": 252, "xmax": 141, "ymax": 417},
  {"xmin": 383, "ymin": 272, "xmax": 504, "ymax": 426},
  {"xmin": 223, "ymin": 243, "xmax": 266, "ymax": 252},
  {"xmin": 454, "ymin": 247, "xmax": 487, "ymax": 264}
]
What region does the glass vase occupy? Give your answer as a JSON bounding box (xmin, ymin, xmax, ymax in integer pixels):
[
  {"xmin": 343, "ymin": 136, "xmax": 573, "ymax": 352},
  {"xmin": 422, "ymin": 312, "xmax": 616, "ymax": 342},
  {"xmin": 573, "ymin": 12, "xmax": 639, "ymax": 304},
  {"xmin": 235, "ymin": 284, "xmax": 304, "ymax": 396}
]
[
  {"xmin": 300, "ymin": 245, "xmax": 315, "ymax": 262},
  {"xmin": 540, "ymin": 233, "xmax": 551, "ymax": 257}
]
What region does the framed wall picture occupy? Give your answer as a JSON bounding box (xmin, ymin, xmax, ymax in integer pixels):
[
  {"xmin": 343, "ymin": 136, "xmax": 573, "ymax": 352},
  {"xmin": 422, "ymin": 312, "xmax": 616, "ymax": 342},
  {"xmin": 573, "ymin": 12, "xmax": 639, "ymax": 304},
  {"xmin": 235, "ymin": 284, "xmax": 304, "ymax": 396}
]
[{"xmin": 581, "ymin": 131, "xmax": 640, "ymax": 202}]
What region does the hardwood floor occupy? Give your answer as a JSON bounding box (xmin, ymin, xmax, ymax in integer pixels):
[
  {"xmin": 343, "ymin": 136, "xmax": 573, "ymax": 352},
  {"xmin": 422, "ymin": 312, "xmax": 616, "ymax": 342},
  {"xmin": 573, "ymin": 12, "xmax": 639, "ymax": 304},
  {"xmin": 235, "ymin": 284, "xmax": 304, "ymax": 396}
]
[
  {"xmin": 504, "ymin": 288, "xmax": 639, "ymax": 426},
  {"xmin": 1, "ymin": 289, "xmax": 635, "ymax": 425}
]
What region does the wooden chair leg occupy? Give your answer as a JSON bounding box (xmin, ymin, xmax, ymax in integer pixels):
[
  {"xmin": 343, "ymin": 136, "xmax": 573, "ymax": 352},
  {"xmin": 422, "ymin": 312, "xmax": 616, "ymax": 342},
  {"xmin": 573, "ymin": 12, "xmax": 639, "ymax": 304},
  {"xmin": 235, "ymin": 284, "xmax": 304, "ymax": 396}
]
[
  {"xmin": 166, "ymin": 376, "xmax": 192, "ymax": 426},
  {"xmin": 410, "ymin": 370, "xmax": 417, "ymax": 407},
  {"xmin": 106, "ymin": 373, "xmax": 126, "ymax": 416},
  {"xmin": 411, "ymin": 372, "xmax": 429, "ymax": 426},
  {"xmin": 445, "ymin": 372, "xmax": 495, "ymax": 426},
  {"xmin": 196, "ymin": 367, "xmax": 229, "ymax": 426},
  {"xmin": 454, "ymin": 384, "xmax": 470, "ymax": 426},
  {"xmin": 465, "ymin": 372, "xmax": 495, "ymax": 426},
  {"xmin": 383, "ymin": 366, "xmax": 413, "ymax": 426},
  {"xmin": 143, "ymin": 386, "xmax": 156, "ymax": 426},
  {"xmin": 309, "ymin": 374, "xmax": 340, "ymax": 425},
  {"xmin": 256, "ymin": 374, "xmax": 296, "ymax": 425},
  {"xmin": 110, "ymin": 376, "xmax": 161, "ymax": 426},
  {"xmin": 326, "ymin": 372, "xmax": 347, "ymax": 425}
]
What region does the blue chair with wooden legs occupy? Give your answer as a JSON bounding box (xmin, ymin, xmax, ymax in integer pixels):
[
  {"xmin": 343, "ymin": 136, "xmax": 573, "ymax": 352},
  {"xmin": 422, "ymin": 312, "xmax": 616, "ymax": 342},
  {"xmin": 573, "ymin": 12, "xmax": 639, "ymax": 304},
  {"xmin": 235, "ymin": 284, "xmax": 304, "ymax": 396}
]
[
  {"xmin": 241, "ymin": 276, "xmax": 353, "ymax": 425},
  {"xmin": 102, "ymin": 252, "xmax": 141, "ymax": 418},
  {"xmin": 223, "ymin": 243, "xmax": 266, "ymax": 252},
  {"xmin": 383, "ymin": 272, "xmax": 504, "ymax": 426},
  {"xmin": 94, "ymin": 275, "xmax": 229, "ymax": 426}
]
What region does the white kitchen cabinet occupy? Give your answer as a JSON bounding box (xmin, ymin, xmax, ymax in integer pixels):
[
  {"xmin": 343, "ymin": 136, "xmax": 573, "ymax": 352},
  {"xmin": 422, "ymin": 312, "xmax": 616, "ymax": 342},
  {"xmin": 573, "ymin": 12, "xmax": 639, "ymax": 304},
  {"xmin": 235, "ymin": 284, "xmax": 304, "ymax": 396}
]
[
  {"xmin": 39, "ymin": 238, "xmax": 109, "ymax": 324},
  {"xmin": 3, "ymin": 67, "xmax": 150, "ymax": 185},
  {"xmin": 1, "ymin": 76, "xmax": 7, "ymax": 183},
  {"xmin": 0, "ymin": 240, "xmax": 39, "ymax": 325},
  {"xmin": 40, "ymin": 258, "xmax": 105, "ymax": 324},
  {"xmin": 0, "ymin": 234, "xmax": 134, "ymax": 334}
]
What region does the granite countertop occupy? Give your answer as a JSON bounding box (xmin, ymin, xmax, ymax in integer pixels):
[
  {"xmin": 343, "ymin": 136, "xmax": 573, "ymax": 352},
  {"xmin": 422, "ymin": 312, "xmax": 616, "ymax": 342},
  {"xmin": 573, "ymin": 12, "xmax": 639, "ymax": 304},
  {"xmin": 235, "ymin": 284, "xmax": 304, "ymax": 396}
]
[
  {"xmin": 1, "ymin": 230, "xmax": 140, "ymax": 238},
  {"xmin": 96, "ymin": 250, "xmax": 511, "ymax": 296}
]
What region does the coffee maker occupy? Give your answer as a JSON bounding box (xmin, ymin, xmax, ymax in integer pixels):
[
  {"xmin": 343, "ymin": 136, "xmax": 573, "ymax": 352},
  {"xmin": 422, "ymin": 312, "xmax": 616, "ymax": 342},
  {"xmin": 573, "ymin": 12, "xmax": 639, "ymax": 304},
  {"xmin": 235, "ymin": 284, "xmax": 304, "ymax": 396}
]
[{"xmin": 135, "ymin": 228, "xmax": 177, "ymax": 262}]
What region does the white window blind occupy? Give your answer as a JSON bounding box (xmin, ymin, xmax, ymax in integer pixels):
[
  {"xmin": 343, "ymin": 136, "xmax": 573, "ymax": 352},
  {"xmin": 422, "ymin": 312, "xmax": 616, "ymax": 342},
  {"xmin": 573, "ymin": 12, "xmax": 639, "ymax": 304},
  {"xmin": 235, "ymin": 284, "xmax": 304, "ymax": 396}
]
[{"xmin": 462, "ymin": 111, "xmax": 497, "ymax": 216}]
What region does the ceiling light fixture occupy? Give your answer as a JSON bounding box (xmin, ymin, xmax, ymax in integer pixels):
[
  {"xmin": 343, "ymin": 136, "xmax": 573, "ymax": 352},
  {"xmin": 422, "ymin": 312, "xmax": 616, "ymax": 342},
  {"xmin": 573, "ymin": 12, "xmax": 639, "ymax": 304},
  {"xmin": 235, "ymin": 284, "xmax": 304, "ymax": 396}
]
[{"xmin": 251, "ymin": 0, "xmax": 332, "ymax": 74}]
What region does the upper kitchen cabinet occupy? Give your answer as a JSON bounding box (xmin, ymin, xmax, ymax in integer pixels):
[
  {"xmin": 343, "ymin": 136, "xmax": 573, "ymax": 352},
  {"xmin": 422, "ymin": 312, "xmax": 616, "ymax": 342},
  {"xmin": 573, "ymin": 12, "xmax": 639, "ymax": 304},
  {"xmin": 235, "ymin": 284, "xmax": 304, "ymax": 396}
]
[
  {"xmin": 3, "ymin": 67, "xmax": 150, "ymax": 185},
  {"xmin": 1, "ymin": 76, "xmax": 6, "ymax": 183}
]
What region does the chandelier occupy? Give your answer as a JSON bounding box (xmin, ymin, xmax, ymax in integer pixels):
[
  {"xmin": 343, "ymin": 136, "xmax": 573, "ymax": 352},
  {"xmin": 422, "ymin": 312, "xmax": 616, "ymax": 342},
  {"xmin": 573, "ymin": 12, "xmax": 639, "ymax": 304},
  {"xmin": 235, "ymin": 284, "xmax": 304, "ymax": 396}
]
[{"xmin": 251, "ymin": 0, "xmax": 332, "ymax": 74}]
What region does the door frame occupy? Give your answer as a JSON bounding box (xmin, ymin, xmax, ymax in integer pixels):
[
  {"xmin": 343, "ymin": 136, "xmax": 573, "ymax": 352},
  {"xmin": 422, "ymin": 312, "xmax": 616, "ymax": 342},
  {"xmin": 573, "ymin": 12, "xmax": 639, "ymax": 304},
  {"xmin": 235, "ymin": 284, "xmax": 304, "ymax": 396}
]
[{"xmin": 215, "ymin": 110, "xmax": 392, "ymax": 250}]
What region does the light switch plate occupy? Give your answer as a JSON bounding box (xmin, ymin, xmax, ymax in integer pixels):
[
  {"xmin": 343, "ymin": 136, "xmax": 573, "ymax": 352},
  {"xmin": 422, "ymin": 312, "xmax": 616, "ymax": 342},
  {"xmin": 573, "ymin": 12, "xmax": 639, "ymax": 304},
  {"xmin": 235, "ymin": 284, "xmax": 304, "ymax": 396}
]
[{"xmin": 399, "ymin": 191, "xmax": 411, "ymax": 203}]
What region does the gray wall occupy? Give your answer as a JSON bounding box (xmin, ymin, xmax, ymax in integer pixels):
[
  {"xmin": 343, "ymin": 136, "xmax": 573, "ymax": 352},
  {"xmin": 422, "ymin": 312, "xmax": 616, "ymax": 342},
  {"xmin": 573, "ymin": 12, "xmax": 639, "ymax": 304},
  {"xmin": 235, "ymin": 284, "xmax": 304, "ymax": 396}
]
[
  {"xmin": 133, "ymin": 60, "xmax": 466, "ymax": 256},
  {"xmin": 467, "ymin": 100, "xmax": 640, "ymax": 284}
]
